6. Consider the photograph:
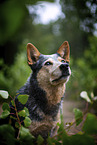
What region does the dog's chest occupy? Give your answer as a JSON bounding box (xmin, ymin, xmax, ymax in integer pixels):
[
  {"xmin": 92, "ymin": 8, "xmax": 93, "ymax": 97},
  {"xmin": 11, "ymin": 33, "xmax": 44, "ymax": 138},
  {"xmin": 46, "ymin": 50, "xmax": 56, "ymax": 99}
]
[{"xmin": 28, "ymin": 109, "xmax": 61, "ymax": 138}]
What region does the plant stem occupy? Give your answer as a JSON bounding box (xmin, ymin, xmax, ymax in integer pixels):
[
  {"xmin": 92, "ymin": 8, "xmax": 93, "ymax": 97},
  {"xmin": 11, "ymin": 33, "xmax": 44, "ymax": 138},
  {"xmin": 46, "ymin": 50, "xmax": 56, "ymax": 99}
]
[{"xmin": 13, "ymin": 98, "xmax": 21, "ymax": 139}]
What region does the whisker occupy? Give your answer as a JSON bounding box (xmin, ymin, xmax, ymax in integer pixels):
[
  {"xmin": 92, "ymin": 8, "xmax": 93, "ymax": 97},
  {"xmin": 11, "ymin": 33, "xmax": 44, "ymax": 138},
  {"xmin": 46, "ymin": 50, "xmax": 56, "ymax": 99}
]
[{"xmin": 70, "ymin": 69, "xmax": 79, "ymax": 79}]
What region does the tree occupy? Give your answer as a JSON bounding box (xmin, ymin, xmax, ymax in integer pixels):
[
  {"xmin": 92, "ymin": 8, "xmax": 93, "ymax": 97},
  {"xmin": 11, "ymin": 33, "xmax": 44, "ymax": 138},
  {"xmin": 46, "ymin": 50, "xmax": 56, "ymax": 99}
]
[
  {"xmin": 59, "ymin": 0, "xmax": 97, "ymax": 58},
  {"xmin": 60, "ymin": 0, "xmax": 97, "ymax": 33},
  {"xmin": 0, "ymin": 0, "xmax": 54, "ymax": 65}
]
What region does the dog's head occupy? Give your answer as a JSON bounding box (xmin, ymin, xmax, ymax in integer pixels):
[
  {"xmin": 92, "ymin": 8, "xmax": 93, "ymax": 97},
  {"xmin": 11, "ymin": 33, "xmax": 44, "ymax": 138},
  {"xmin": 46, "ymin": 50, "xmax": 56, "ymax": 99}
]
[{"xmin": 27, "ymin": 41, "xmax": 71, "ymax": 86}]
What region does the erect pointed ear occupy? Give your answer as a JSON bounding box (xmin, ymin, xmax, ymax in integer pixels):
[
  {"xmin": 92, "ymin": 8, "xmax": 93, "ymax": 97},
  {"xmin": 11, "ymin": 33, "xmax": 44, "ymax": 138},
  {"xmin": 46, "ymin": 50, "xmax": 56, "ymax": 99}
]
[
  {"xmin": 57, "ymin": 41, "xmax": 70, "ymax": 60},
  {"xmin": 27, "ymin": 43, "xmax": 41, "ymax": 65}
]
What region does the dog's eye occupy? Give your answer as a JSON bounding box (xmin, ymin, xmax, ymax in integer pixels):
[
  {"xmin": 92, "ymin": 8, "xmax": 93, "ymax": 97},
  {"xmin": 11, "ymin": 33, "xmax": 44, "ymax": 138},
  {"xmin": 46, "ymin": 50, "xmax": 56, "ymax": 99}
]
[
  {"xmin": 61, "ymin": 60, "xmax": 65, "ymax": 63},
  {"xmin": 61, "ymin": 60, "xmax": 69, "ymax": 64},
  {"xmin": 66, "ymin": 61, "xmax": 69, "ymax": 64},
  {"xmin": 45, "ymin": 61, "xmax": 53, "ymax": 65}
]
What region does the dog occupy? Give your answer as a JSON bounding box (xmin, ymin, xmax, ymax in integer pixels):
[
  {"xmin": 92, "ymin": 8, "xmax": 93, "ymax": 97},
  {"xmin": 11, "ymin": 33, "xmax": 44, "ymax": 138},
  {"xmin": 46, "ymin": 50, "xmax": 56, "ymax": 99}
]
[{"xmin": 2, "ymin": 41, "xmax": 71, "ymax": 139}]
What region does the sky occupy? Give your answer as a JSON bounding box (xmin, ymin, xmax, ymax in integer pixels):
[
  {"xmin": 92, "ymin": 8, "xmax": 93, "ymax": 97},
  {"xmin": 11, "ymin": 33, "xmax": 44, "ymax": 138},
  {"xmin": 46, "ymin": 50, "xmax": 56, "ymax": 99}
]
[{"xmin": 28, "ymin": 0, "xmax": 65, "ymax": 24}]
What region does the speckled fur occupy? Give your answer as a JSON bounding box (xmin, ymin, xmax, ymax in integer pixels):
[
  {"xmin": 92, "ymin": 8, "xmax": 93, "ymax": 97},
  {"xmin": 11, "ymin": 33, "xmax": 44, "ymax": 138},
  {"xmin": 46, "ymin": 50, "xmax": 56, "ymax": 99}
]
[{"xmin": 10, "ymin": 41, "xmax": 71, "ymax": 139}]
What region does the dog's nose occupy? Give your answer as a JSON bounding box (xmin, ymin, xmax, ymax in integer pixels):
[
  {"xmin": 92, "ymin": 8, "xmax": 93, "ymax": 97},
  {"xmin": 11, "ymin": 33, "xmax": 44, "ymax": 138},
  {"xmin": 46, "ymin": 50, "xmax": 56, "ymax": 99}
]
[{"xmin": 60, "ymin": 63, "xmax": 69, "ymax": 71}]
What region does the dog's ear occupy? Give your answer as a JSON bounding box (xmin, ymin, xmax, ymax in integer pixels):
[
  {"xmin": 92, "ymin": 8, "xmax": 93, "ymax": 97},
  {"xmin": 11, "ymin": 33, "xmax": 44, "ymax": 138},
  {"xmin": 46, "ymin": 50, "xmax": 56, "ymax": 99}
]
[
  {"xmin": 27, "ymin": 43, "xmax": 40, "ymax": 65},
  {"xmin": 57, "ymin": 41, "xmax": 70, "ymax": 60}
]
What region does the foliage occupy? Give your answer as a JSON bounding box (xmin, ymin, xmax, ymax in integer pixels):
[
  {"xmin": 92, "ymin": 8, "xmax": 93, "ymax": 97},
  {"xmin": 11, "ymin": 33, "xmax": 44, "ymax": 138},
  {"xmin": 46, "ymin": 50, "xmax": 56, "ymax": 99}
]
[
  {"xmin": 60, "ymin": 0, "xmax": 97, "ymax": 33},
  {"xmin": 0, "ymin": 124, "xmax": 15, "ymax": 145},
  {"xmin": 0, "ymin": 90, "xmax": 97, "ymax": 145},
  {"xmin": 66, "ymin": 35, "xmax": 97, "ymax": 100},
  {"xmin": 0, "ymin": 52, "xmax": 31, "ymax": 95},
  {"xmin": 0, "ymin": 0, "xmax": 54, "ymax": 44},
  {"xmin": 59, "ymin": 0, "xmax": 97, "ymax": 63},
  {"xmin": 76, "ymin": 36, "xmax": 97, "ymax": 93},
  {"xmin": 0, "ymin": 0, "xmax": 55, "ymax": 68}
]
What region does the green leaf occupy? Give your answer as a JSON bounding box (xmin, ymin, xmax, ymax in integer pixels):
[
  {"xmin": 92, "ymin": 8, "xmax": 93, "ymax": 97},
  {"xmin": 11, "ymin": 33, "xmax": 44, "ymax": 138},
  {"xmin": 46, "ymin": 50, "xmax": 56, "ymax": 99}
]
[
  {"xmin": 24, "ymin": 117, "xmax": 31, "ymax": 127},
  {"xmin": 73, "ymin": 108, "xmax": 83, "ymax": 126},
  {"xmin": 24, "ymin": 107, "xmax": 29, "ymax": 117},
  {"xmin": 80, "ymin": 91, "xmax": 92, "ymax": 103},
  {"xmin": 20, "ymin": 126, "xmax": 33, "ymax": 138},
  {"xmin": 0, "ymin": 124, "xmax": 15, "ymax": 145},
  {"xmin": 2, "ymin": 103, "xmax": 10, "ymax": 112},
  {"xmin": 82, "ymin": 113, "xmax": 97, "ymax": 135},
  {"xmin": 57, "ymin": 121, "xmax": 68, "ymax": 142},
  {"xmin": 57, "ymin": 115, "xmax": 64, "ymax": 133},
  {"xmin": 0, "ymin": 90, "xmax": 9, "ymax": 99},
  {"xmin": 0, "ymin": 110, "xmax": 10, "ymax": 119},
  {"xmin": 47, "ymin": 137, "xmax": 53, "ymax": 145},
  {"xmin": 20, "ymin": 126, "xmax": 34, "ymax": 144},
  {"xmin": 37, "ymin": 135, "xmax": 44, "ymax": 145},
  {"xmin": 47, "ymin": 136, "xmax": 60, "ymax": 145},
  {"xmin": 18, "ymin": 110, "xmax": 26, "ymax": 117},
  {"xmin": 15, "ymin": 122, "xmax": 20, "ymax": 128},
  {"xmin": 18, "ymin": 107, "xmax": 29, "ymax": 118},
  {"xmin": 17, "ymin": 95, "xmax": 29, "ymax": 105},
  {"xmin": 70, "ymin": 134, "xmax": 95, "ymax": 145},
  {"xmin": 11, "ymin": 100, "xmax": 15, "ymax": 107}
]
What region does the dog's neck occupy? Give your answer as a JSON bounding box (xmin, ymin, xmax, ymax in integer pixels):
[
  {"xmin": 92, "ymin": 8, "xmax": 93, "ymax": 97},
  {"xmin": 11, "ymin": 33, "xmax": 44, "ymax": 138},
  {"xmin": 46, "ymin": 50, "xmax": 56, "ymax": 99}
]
[{"xmin": 37, "ymin": 78, "xmax": 66, "ymax": 105}]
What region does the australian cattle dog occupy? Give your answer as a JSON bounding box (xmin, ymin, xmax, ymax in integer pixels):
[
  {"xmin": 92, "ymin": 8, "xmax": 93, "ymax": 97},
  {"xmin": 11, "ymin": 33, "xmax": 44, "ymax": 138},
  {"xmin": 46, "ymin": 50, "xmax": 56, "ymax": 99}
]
[{"xmin": 4, "ymin": 41, "xmax": 71, "ymax": 139}]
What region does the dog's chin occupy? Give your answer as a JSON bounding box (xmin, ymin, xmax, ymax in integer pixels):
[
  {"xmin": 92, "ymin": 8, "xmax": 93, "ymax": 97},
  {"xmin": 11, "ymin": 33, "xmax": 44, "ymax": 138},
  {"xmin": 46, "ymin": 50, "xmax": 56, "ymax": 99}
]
[{"xmin": 50, "ymin": 75, "xmax": 70, "ymax": 85}]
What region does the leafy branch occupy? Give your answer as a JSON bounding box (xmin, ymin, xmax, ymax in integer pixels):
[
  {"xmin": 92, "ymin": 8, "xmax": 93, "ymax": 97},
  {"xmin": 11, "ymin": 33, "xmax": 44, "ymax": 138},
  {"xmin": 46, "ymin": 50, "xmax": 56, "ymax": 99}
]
[
  {"xmin": 48, "ymin": 91, "xmax": 97, "ymax": 144},
  {"xmin": 0, "ymin": 91, "xmax": 32, "ymax": 140},
  {"xmin": 0, "ymin": 90, "xmax": 97, "ymax": 145}
]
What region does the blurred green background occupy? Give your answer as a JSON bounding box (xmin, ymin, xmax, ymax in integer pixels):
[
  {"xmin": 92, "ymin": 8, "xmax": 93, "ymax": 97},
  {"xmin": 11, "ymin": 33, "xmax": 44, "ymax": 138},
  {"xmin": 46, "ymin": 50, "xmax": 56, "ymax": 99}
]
[{"xmin": 0, "ymin": 0, "xmax": 97, "ymax": 100}]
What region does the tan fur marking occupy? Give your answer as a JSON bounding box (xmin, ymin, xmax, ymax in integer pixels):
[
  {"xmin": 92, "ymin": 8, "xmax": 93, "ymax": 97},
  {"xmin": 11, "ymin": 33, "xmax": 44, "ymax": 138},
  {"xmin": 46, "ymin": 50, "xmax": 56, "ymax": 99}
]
[
  {"xmin": 37, "ymin": 67, "xmax": 65, "ymax": 105},
  {"xmin": 58, "ymin": 57, "xmax": 70, "ymax": 63},
  {"xmin": 57, "ymin": 57, "xmax": 63, "ymax": 62}
]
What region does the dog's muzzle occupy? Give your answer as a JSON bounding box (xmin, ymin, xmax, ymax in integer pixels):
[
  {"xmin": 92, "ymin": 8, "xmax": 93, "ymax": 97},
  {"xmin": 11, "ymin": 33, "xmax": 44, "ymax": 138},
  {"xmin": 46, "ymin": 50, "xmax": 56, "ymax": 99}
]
[
  {"xmin": 59, "ymin": 63, "xmax": 70, "ymax": 76},
  {"xmin": 50, "ymin": 63, "xmax": 71, "ymax": 84}
]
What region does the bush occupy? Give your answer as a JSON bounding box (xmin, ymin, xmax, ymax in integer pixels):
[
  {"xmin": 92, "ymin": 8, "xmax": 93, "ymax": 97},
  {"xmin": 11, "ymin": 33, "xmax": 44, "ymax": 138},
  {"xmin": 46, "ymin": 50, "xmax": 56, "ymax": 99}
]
[
  {"xmin": 66, "ymin": 36, "xmax": 97, "ymax": 100},
  {"xmin": 0, "ymin": 51, "xmax": 31, "ymax": 96},
  {"xmin": 0, "ymin": 90, "xmax": 97, "ymax": 145}
]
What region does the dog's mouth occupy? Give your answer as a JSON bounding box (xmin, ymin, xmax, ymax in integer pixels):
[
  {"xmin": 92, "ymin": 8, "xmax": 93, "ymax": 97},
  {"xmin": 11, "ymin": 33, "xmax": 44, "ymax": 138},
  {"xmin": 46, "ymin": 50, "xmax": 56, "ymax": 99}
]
[{"xmin": 51, "ymin": 72, "xmax": 70, "ymax": 83}]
